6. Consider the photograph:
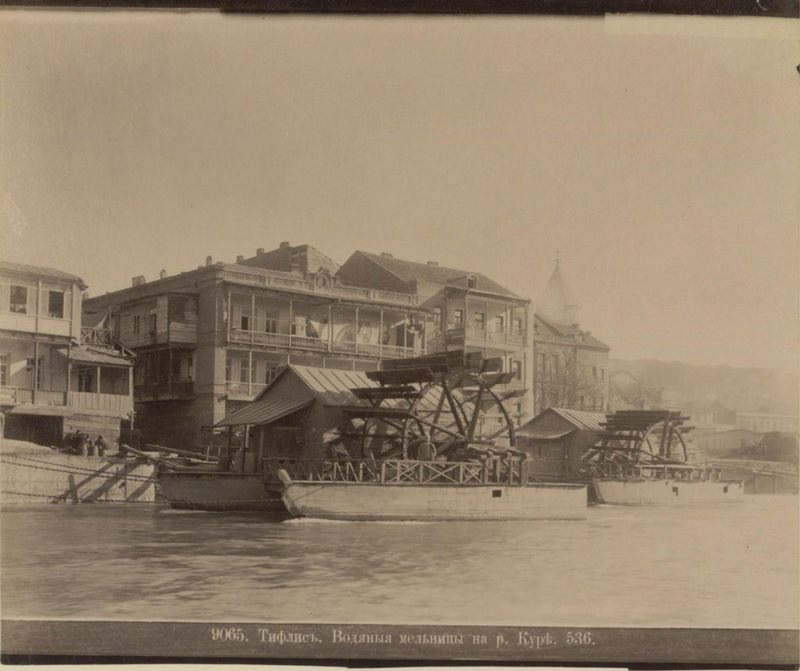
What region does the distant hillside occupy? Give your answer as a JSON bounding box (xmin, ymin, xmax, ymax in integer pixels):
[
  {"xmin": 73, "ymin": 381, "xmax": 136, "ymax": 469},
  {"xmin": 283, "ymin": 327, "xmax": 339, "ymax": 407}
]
[{"xmin": 609, "ymin": 359, "xmax": 798, "ymax": 415}]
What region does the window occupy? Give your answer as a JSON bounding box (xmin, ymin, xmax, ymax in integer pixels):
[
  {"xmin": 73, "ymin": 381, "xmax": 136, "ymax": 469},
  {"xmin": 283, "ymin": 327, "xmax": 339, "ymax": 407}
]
[
  {"xmin": 225, "ymin": 357, "xmax": 232, "ymax": 381},
  {"xmin": 494, "ymin": 315, "xmax": 505, "ymax": 333},
  {"xmin": 600, "ymin": 368, "xmax": 605, "ymax": 381},
  {"xmin": 133, "ymin": 315, "xmax": 141, "ymax": 335},
  {"xmin": 149, "ymin": 314, "xmax": 157, "ymax": 334},
  {"xmin": 511, "ymin": 360, "xmax": 523, "ymax": 381},
  {"xmin": 432, "ymin": 308, "xmax": 441, "ymax": 328},
  {"xmin": 239, "ymin": 359, "xmax": 248, "ymax": 383},
  {"xmin": 264, "ymin": 310, "xmax": 278, "ymax": 334},
  {"xmin": 187, "ymin": 356, "xmax": 194, "ymax": 381},
  {"xmin": 9, "ymin": 286, "xmax": 27, "ymax": 314},
  {"xmin": 473, "ymin": 312, "xmax": 485, "ymax": 330},
  {"xmin": 551, "ymin": 354, "xmax": 559, "ymax": 378},
  {"xmin": 265, "ymin": 365, "xmax": 277, "ymax": 385},
  {"xmin": 47, "ymin": 291, "xmax": 64, "ymax": 318},
  {"xmin": 0, "ymin": 353, "xmax": 8, "ymax": 386},
  {"xmin": 467, "ymin": 275, "xmax": 478, "ymax": 289},
  {"xmin": 512, "ymin": 317, "xmax": 523, "ymax": 333},
  {"xmin": 536, "ymin": 352, "xmax": 546, "ymax": 373},
  {"xmin": 579, "ymin": 395, "xmax": 584, "ymax": 409},
  {"xmin": 592, "ymin": 366, "xmax": 597, "ymax": 379},
  {"xmin": 453, "ymin": 309, "xmax": 463, "ymax": 326},
  {"xmin": 240, "ymin": 308, "xmax": 250, "ymax": 331}
]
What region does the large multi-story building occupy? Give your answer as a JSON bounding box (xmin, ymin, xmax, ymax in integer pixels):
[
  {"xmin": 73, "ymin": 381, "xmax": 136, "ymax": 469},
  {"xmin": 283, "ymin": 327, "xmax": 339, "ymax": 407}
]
[
  {"xmin": 83, "ymin": 243, "xmax": 428, "ymax": 447},
  {"xmin": 0, "ymin": 261, "xmax": 134, "ymax": 446},
  {"xmin": 337, "ymin": 250, "xmax": 533, "ymax": 424},
  {"xmin": 531, "ymin": 260, "xmax": 610, "ymax": 414}
]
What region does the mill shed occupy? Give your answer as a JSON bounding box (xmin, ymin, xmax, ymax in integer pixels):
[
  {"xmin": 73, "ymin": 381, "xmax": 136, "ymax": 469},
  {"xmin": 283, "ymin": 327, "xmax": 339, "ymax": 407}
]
[
  {"xmin": 215, "ymin": 364, "xmax": 383, "ymax": 469},
  {"xmin": 517, "ymin": 407, "xmax": 606, "ymax": 477}
]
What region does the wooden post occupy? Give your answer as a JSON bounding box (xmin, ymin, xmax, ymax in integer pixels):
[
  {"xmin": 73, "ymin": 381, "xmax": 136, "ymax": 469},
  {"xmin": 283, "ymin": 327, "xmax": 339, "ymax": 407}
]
[
  {"xmin": 403, "ymin": 313, "xmax": 408, "ymax": 356},
  {"xmin": 241, "ymin": 424, "xmax": 248, "ymax": 473},
  {"xmin": 168, "ymin": 348, "xmax": 173, "ymax": 395},
  {"xmin": 328, "ymin": 304, "xmax": 334, "ymax": 352},
  {"xmin": 378, "ymin": 309, "xmax": 383, "ymax": 358},
  {"xmin": 32, "ymin": 340, "xmax": 39, "ymax": 403},
  {"xmin": 226, "ymin": 288, "xmax": 231, "ymax": 342},
  {"xmin": 96, "ymin": 365, "xmax": 102, "ymax": 405},
  {"xmin": 66, "ymin": 346, "xmax": 71, "ymax": 406},
  {"xmin": 248, "ymin": 350, "xmax": 253, "ymax": 397},
  {"xmin": 250, "ymin": 293, "xmax": 256, "ymax": 345},
  {"xmin": 380, "ymin": 460, "xmax": 386, "ymax": 483},
  {"xmin": 288, "ymin": 299, "xmax": 293, "ymax": 348},
  {"xmin": 354, "ymin": 306, "xmax": 359, "ymax": 356}
]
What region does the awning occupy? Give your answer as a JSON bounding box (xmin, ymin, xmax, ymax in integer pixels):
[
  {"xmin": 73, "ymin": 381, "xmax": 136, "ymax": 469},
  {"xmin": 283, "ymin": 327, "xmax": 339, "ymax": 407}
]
[
  {"xmin": 58, "ymin": 346, "xmax": 133, "ymax": 367},
  {"xmin": 518, "ymin": 429, "xmax": 574, "ymax": 441},
  {"xmin": 216, "ymin": 398, "xmax": 313, "ymax": 427}
]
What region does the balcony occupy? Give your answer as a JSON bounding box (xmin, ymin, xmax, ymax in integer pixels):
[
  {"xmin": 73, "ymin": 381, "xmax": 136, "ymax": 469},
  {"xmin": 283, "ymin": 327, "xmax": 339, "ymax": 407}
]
[
  {"xmin": 227, "ymin": 328, "xmax": 418, "ymax": 359},
  {"xmin": 221, "ymin": 268, "xmax": 417, "ymax": 306},
  {"xmin": 428, "ymin": 327, "xmax": 526, "ymax": 352},
  {"xmin": 134, "ymin": 380, "xmax": 194, "ymax": 402},
  {"xmin": 67, "ymin": 391, "xmax": 133, "ymax": 415}
]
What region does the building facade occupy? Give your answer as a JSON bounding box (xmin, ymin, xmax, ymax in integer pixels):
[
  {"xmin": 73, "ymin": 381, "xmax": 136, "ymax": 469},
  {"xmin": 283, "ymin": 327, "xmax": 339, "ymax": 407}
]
[
  {"xmin": 337, "ymin": 250, "xmax": 533, "ymax": 425},
  {"xmin": 0, "ymin": 261, "xmax": 134, "ymax": 446},
  {"xmin": 83, "ymin": 244, "xmax": 428, "ymax": 448},
  {"xmin": 531, "ymin": 261, "xmax": 610, "ymax": 415},
  {"xmin": 735, "ymin": 412, "xmax": 799, "ymax": 434}
]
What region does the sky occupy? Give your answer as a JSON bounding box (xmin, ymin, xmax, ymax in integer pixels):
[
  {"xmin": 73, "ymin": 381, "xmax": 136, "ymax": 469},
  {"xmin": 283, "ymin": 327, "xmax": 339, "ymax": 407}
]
[{"xmin": 1, "ymin": 12, "xmax": 797, "ymax": 371}]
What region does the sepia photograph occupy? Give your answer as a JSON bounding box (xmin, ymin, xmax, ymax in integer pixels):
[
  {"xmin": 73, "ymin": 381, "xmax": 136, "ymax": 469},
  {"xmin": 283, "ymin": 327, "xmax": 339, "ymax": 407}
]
[{"xmin": 0, "ymin": 8, "xmax": 798, "ymax": 666}]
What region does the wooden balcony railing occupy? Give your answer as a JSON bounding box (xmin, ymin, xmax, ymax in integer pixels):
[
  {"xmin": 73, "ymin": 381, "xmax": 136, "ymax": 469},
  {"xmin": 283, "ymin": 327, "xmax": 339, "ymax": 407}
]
[
  {"xmin": 228, "ymin": 328, "xmax": 418, "ymax": 358},
  {"xmin": 222, "ymin": 268, "xmax": 417, "ymax": 306}
]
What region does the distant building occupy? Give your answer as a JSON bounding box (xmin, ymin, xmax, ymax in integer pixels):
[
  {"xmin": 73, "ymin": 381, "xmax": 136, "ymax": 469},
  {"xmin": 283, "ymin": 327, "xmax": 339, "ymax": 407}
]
[
  {"xmin": 532, "ymin": 259, "xmax": 610, "ymax": 414},
  {"xmin": 692, "ymin": 428, "xmax": 763, "ymax": 459},
  {"xmin": 608, "ymin": 370, "xmax": 663, "ymax": 411},
  {"xmin": 338, "ymin": 250, "xmax": 532, "ymax": 424},
  {"xmin": 736, "ymin": 412, "xmax": 798, "ymax": 434},
  {"xmin": 0, "ymin": 261, "xmax": 134, "ymax": 445}
]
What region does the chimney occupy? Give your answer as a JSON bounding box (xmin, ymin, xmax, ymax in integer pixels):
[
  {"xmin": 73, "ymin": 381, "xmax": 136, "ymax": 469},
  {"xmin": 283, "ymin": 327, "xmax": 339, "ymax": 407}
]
[
  {"xmin": 159, "ymin": 269, "xmax": 167, "ymax": 279},
  {"xmin": 380, "ymin": 252, "xmax": 393, "ymax": 258},
  {"xmin": 256, "ymin": 248, "xmax": 265, "ymax": 255},
  {"xmin": 427, "ymin": 261, "xmax": 439, "ymax": 266},
  {"xmin": 236, "ymin": 255, "xmax": 244, "ymax": 263},
  {"xmin": 205, "ymin": 255, "xmax": 213, "ymax": 266},
  {"xmin": 132, "ymin": 275, "xmax": 146, "ymax": 287},
  {"xmin": 280, "ymin": 241, "xmax": 291, "ymax": 249}
]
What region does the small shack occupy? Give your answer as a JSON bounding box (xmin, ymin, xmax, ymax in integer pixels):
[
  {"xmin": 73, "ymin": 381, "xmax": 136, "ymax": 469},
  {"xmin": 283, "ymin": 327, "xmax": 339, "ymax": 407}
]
[
  {"xmin": 517, "ymin": 407, "xmax": 606, "ymax": 477},
  {"xmin": 214, "ymin": 364, "xmax": 383, "ymax": 470}
]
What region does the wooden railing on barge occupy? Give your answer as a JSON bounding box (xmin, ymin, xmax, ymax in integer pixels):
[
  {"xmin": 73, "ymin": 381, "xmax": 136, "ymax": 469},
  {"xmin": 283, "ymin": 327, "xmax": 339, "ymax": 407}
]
[
  {"xmin": 263, "ymin": 457, "xmax": 529, "ymax": 486},
  {"xmin": 586, "ymin": 461, "xmax": 725, "ymax": 481}
]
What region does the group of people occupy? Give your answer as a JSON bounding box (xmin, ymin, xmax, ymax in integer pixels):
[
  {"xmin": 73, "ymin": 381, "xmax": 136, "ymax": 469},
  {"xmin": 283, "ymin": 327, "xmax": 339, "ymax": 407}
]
[{"xmin": 63, "ymin": 431, "xmax": 111, "ymax": 457}]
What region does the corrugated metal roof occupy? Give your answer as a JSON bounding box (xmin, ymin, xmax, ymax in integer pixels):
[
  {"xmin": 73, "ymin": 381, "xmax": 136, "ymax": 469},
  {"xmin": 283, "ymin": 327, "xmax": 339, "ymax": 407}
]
[
  {"xmin": 0, "ymin": 260, "xmax": 86, "ymax": 287},
  {"xmin": 550, "ymin": 407, "xmax": 607, "ymax": 432},
  {"xmin": 59, "ymin": 346, "xmax": 133, "ymax": 367},
  {"xmin": 216, "ymin": 397, "xmax": 313, "ymax": 427},
  {"xmin": 291, "ymin": 365, "xmax": 379, "ymax": 406}
]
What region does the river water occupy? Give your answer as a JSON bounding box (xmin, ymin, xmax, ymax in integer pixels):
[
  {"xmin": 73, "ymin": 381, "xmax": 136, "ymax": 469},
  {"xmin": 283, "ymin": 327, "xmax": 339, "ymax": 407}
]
[{"xmin": 1, "ymin": 496, "xmax": 797, "ymax": 629}]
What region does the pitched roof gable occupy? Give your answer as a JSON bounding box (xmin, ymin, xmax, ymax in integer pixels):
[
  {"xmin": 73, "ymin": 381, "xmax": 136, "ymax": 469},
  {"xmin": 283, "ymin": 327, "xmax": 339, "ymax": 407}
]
[{"xmin": 354, "ymin": 251, "xmax": 518, "ymax": 298}]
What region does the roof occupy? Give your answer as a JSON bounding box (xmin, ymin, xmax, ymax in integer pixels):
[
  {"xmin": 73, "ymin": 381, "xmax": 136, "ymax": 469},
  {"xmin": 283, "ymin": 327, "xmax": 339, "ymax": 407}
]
[
  {"xmin": 216, "ymin": 398, "xmax": 312, "ymax": 427},
  {"xmin": 534, "ymin": 314, "xmax": 610, "ymax": 351},
  {"xmin": 522, "ymin": 407, "xmax": 607, "ymax": 433},
  {"xmin": 0, "ymin": 260, "xmax": 86, "ymax": 288},
  {"xmin": 280, "ymin": 365, "xmax": 379, "ymax": 406},
  {"xmin": 355, "ymin": 251, "xmax": 519, "ymax": 298},
  {"xmin": 59, "ymin": 345, "xmax": 134, "ymax": 367}
]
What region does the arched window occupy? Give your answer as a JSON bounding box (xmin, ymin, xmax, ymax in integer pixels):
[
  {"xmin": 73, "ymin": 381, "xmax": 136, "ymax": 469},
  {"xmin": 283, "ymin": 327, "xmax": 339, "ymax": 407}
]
[{"xmin": 466, "ymin": 275, "xmax": 478, "ymax": 289}]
